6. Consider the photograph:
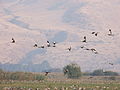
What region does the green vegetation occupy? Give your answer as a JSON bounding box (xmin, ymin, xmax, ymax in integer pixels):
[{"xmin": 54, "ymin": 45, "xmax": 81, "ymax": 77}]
[
  {"xmin": 63, "ymin": 63, "xmax": 82, "ymax": 79},
  {"xmin": 0, "ymin": 79, "xmax": 120, "ymax": 90},
  {"xmin": 35, "ymin": 75, "xmax": 46, "ymax": 81},
  {"xmin": 91, "ymin": 69, "xmax": 119, "ymax": 76},
  {"xmin": 91, "ymin": 69, "xmax": 104, "ymax": 76},
  {"xmin": 0, "ymin": 68, "xmax": 120, "ymax": 90},
  {"xmin": 104, "ymin": 71, "xmax": 119, "ymax": 76},
  {"xmin": 0, "ymin": 69, "xmax": 46, "ymax": 81}
]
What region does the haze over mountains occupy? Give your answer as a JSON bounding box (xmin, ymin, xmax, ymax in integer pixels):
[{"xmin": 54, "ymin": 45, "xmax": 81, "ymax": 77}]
[{"xmin": 0, "ymin": 0, "xmax": 120, "ymax": 72}]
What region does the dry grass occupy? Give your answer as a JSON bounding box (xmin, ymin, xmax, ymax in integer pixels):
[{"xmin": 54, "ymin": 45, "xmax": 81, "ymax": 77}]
[{"xmin": 0, "ymin": 73, "xmax": 120, "ymax": 90}]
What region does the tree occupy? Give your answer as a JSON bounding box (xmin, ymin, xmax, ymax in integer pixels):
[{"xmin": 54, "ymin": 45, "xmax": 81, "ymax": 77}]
[
  {"xmin": 91, "ymin": 69, "xmax": 104, "ymax": 76},
  {"xmin": 104, "ymin": 71, "xmax": 119, "ymax": 76},
  {"xmin": 91, "ymin": 69, "xmax": 119, "ymax": 76},
  {"xmin": 63, "ymin": 63, "xmax": 82, "ymax": 79}
]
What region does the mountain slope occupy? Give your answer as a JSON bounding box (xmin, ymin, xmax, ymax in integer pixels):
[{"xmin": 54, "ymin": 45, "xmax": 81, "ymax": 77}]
[{"xmin": 0, "ymin": 0, "xmax": 120, "ymax": 72}]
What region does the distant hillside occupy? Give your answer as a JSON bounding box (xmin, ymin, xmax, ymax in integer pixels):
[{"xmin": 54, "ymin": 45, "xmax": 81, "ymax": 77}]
[
  {"xmin": 0, "ymin": 0, "xmax": 120, "ymax": 73},
  {"xmin": 0, "ymin": 61, "xmax": 52, "ymax": 72}
]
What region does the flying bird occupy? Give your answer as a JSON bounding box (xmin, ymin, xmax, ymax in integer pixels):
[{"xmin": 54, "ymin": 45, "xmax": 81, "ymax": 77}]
[
  {"xmin": 47, "ymin": 41, "xmax": 50, "ymax": 47},
  {"xmin": 64, "ymin": 69, "xmax": 68, "ymax": 73},
  {"xmin": 108, "ymin": 29, "xmax": 113, "ymax": 36},
  {"xmin": 91, "ymin": 48, "xmax": 96, "ymax": 52},
  {"xmin": 85, "ymin": 48, "xmax": 90, "ymax": 50},
  {"xmin": 90, "ymin": 48, "xmax": 98, "ymax": 54},
  {"xmin": 92, "ymin": 32, "xmax": 98, "ymax": 36},
  {"xmin": 33, "ymin": 44, "xmax": 38, "ymax": 47},
  {"xmin": 95, "ymin": 32, "xmax": 98, "ymax": 36},
  {"xmin": 38, "ymin": 45, "xmax": 44, "ymax": 48},
  {"xmin": 53, "ymin": 42, "xmax": 56, "ymax": 47},
  {"xmin": 82, "ymin": 36, "xmax": 86, "ymax": 42},
  {"xmin": 11, "ymin": 38, "xmax": 15, "ymax": 43},
  {"xmin": 109, "ymin": 63, "xmax": 114, "ymax": 65},
  {"xmin": 80, "ymin": 46, "xmax": 84, "ymax": 49},
  {"xmin": 45, "ymin": 72, "xmax": 50, "ymax": 76},
  {"xmin": 94, "ymin": 51, "xmax": 98, "ymax": 54},
  {"xmin": 40, "ymin": 46, "xmax": 45, "ymax": 48},
  {"xmin": 92, "ymin": 32, "xmax": 95, "ymax": 34},
  {"xmin": 67, "ymin": 46, "xmax": 71, "ymax": 51}
]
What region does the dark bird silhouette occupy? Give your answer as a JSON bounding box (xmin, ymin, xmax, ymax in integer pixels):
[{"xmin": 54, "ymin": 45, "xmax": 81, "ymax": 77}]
[
  {"xmin": 47, "ymin": 41, "xmax": 50, "ymax": 43},
  {"xmin": 11, "ymin": 38, "xmax": 15, "ymax": 43},
  {"xmin": 38, "ymin": 45, "xmax": 44, "ymax": 48},
  {"xmin": 90, "ymin": 48, "xmax": 98, "ymax": 54},
  {"xmin": 82, "ymin": 36, "xmax": 86, "ymax": 42},
  {"xmin": 95, "ymin": 32, "xmax": 98, "ymax": 36},
  {"xmin": 47, "ymin": 41, "xmax": 50, "ymax": 47},
  {"xmin": 80, "ymin": 46, "xmax": 84, "ymax": 49},
  {"xmin": 91, "ymin": 48, "xmax": 96, "ymax": 51},
  {"xmin": 108, "ymin": 29, "xmax": 113, "ymax": 36},
  {"xmin": 92, "ymin": 32, "xmax": 95, "ymax": 34},
  {"xmin": 33, "ymin": 44, "xmax": 38, "ymax": 47},
  {"xmin": 45, "ymin": 72, "xmax": 50, "ymax": 76},
  {"xmin": 109, "ymin": 63, "xmax": 114, "ymax": 65},
  {"xmin": 40, "ymin": 46, "xmax": 44, "ymax": 48},
  {"xmin": 94, "ymin": 51, "xmax": 98, "ymax": 54},
  {"xmin": 53, "ymin": 42, "xmax": 56, "ymax": 47},
  {"xmin": 92, "ymin": 32, "xmax": 98, "ymax": 36},
  {"xmin": 67, "ymin": 46, "xmax": 71, "ymax": 51},
  {"xmin": 85, "ymin": 48, "xmax": 90, "ymax": 50},
  {"xmin": 64, "ymin": 69, "xmax": 68, "ymax": 73}
]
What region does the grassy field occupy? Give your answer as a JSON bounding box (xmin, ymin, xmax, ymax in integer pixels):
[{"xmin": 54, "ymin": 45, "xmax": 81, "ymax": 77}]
[{"xmin": 0, "ymin": 73, "xmax": 120, "ymax": 90}]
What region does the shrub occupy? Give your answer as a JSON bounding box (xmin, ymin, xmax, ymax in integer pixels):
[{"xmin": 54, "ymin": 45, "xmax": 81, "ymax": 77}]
[
  {"xmin": 91, "ymin": 69, "xmax": 119, "ymax": 76},
  {"xmin": 35, "ymin": 75, "xmax": 46, "ymax": 81},
  {"xmin": 109, "ymin": 76, "xmax": 116, "ymax": 80},
  {"xmin": 104, "ymin": 71, "xmax": 119, "ymax": 76},
  {"xmin": 91, "ymin": 69, "xmax": 104, "ymax": 76},
  {"xmin": 63, "ymin": 63, "xmax": 82, "ymax": 79}
]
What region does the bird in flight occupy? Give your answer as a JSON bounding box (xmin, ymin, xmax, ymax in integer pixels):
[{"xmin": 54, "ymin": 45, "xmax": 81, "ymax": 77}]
[
  {"xmin": 11, "ymin": 38, "xmax": 15, "ymax": 43},
  {"xmin": 92, "ymin": 32, "xmax": 95, "ymax": 34},
  {"xmin": 82, "ymin": 36, "xmax": 86, "ymax": 42},
  {"xmin": 47, "ymin": 41, "xmax": 50, "ymax": 47},
  {"xmin": 109, "ymin": 63, "xmax": 114, "ymax": 65},
  {"xmin": 45, "ymin": 72, "xmax": 50, "ymax": 76},
  {"xmin": 108, "ymin": 29, "xmax": 113, "ymax": 36},
  {"xmin": 33, "ymin": 44, "xmax": 38, "ymax": 47},
  {"xmin": 67, "ymin": 46, "xmax": 71, "ymax": 51},
  {"xmin": 95, "ymin": 32, "xmax": 98, "ymax": 36},
  {"xmin": 53, "ymin": 42, "xmax": 56, "ymax": 47},
  {"xmin": 64, "ymin": 69, "xmax": 68, "ymax": 73},
  {"xmin": 80, "ymin": 46, "xmax": 84, "ymax": 49},
  {"xmin": 40, "ymin": 46, "xmax": 45, "ymax": 48},
  {"xmin": 38, "ymin": 45, "xmax": 44, "ymax": 48},
  {"xmin": 91, "ymin": 48, "xmax": 96, "ymax": 52},
  {"xmin": 92, "ymin": 32, "xmax": 98, "ymax": 36}
]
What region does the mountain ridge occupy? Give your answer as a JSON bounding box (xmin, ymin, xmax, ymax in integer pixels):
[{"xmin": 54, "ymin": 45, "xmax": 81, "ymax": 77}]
[{"xmin": 0, "ymin": 0, "xmax": 120, "ymax": 72}]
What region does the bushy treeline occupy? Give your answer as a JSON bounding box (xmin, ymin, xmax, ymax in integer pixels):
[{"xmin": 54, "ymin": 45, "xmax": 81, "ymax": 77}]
[
  {"xmin": 84, "ymin": 69, "xmax": 119, "ymax": 76},
  {"xmin": 0, "ymin": 65, "xmax": 119, "ymax": 80},
  {"xmin": 63, "ymin": 63, "xmax": 82, "ymax": 79},
  {"xmin": 0, "ymin": 69, "xmax": 45, "ymax": 81},
  {"xmin": 63, "ymin": 63, "xmax": 119, "ymax": 79}
]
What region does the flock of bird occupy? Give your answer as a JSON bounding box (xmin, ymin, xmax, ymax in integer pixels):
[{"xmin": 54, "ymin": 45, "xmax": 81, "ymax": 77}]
[
  {"xmin": 11, "ymin": 29, "xmax": 113, "ymax": 50},
  {"xmin": 10, "ymin": 29, "xmax": 114, "ymax": 76}
]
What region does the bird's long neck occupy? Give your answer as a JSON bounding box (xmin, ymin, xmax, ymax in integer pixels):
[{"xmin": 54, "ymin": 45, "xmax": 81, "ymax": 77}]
[{"xmin": 109, "ymin": 30, "xmax": 112, "ymax": 34}]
